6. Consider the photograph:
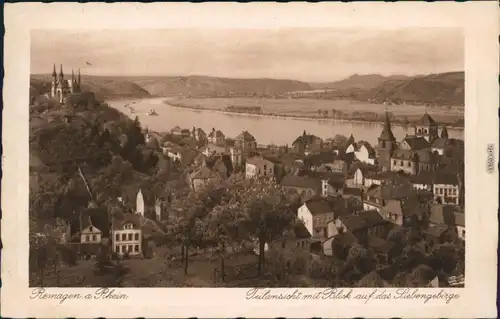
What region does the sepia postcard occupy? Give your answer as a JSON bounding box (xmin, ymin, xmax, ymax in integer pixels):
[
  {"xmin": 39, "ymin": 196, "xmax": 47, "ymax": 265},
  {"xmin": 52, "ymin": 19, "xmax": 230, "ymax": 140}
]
[{"xmin": 2, "ymin": 2, "xmax": 499, "ymax": 318}]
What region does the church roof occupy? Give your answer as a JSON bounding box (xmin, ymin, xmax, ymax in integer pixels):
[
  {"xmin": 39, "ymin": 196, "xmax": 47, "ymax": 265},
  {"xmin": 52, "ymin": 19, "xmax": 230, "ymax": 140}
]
[
  {"xmin": 415, "ymin": 113, "xmax": 437, "ymax": 126},
  {"xmin": 378, "ymin": 112, "xmax": 395, "ymax": 141}
]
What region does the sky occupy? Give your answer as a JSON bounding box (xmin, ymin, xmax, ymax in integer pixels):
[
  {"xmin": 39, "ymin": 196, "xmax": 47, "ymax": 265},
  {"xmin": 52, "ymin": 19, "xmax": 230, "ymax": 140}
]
[{"xmin": 31, "ymin": 28, "xmax": 464, "ymax": 82}]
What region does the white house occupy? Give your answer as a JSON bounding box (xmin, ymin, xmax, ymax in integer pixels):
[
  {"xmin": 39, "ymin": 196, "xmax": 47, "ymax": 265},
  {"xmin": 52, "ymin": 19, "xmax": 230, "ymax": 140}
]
[
  {"xmin": 80, "ymin": 217, "xmax": 102, "ymax": 244},
  {"xmin": 297, "ymin": 197, "xmax": 335, "ymax": 241},
  {"xmin": 433, "ymin": 173, "xmax": 461, "ymax": 206},
  {"xmin": 112, "ymin": 214, "xmax": 143, "ymax": 256}
]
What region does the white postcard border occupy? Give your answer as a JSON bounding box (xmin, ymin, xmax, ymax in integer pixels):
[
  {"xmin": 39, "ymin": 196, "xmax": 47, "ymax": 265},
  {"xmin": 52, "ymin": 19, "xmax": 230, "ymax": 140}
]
[{"xmin": 2, "ymin": 2, "xmax": 499, "ymax": 318}]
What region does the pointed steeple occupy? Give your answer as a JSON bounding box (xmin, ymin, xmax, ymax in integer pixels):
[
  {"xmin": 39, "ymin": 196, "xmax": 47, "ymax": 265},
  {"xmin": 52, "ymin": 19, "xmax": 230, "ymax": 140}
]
[
  {"xmin": 59, "ymin": 64, "xmax": 64, "ymax": 79},
  {"xmin": 441, "ymin": 126, "xmax": 449, "ymax": 139},
  {"xmin": 72, "ymin": 69, "xmax": 75, "ymax": 82},
  {"xmin": 378, "ymin": 111, "xmax": 395, "ymax": 141},
  {"xmin": 78, "ymin": 68, "xmax": 81, "ymax": 86},
  {"xmin": 52, "ymin": 63, "xmax": 57, "ymax": 78}
]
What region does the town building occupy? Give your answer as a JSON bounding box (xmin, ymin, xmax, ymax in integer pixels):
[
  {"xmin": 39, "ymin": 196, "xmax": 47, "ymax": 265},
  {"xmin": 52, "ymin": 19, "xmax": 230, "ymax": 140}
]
[
  {"xmin": 188, "ymin": 166, "xmax": 220, "ymax": 191},
  {"xmin": 362, "ymin": 183, "xmax": 415, "ymax": 212},
  {"xmin": 433, "ymin": 172, "xmax": 462, "ymax": 206},
  {"xmin": 280, "ymin": 175, "xmax": 322, "ymax": 200},
  {"xmin": 112, "ymin": 213, "xmax": 143, "ymax": 256},
  {"xmin": 298, "ymin": 197, "xmax": 336, "ymax": 241},
  {"xmin": 51, "ymin": 64, "xmax": 81, "ymax": 104},
  {"xmin": 191, "ymin": 127, "xmax": 207, "ymax": 143},
  {"xmin": 235, "ymin": 131, "xmax": 257, "ymax": 152},
  {"xmin": 292, "ymin": 131, "xmax": 323, "ymax": 154},
  {"xmin": 268, "ymin": 222, "xmax": 312, "ymax": 251},
  {"xmin": 207, "ymin": 128, "xmax": 226, "ymax": 145},
  {"xmin": 245, "ymin": 156, "xmax": 276, "ymax": 179},
  {"xmin": 428, "ymin": 204, "xmax": 465, "ymax": 240}
]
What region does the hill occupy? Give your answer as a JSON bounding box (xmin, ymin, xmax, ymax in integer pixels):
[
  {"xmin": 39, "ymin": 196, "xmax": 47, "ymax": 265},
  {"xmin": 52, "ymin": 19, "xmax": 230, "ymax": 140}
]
[
  {"xmin": 364, "ymin": 72, "xmax": 464, "ymax": 105},
  {"xmin": 130, "ymin": 75, "xmax": 312, "ymax": 97},
  {"xmin": 31, "ymin": 74, "xmax": 312, "ymax": 100},
  {"xmin": 311, "ymin": 74, "xmax": 410, "ymax": 90},
  {"xmin": 309, "ymin": 72, "xmax": 464, "ymax": 105},
  {"xmin": 30, "ymin": 74, "xmax": 152, "ymax": 101}
]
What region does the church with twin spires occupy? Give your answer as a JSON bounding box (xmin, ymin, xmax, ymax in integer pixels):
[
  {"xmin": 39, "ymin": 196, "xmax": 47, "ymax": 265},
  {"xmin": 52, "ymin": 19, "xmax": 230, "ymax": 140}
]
[{"xmin": 51, "ymin": 64, "xmax": 82, "ymax": 103}]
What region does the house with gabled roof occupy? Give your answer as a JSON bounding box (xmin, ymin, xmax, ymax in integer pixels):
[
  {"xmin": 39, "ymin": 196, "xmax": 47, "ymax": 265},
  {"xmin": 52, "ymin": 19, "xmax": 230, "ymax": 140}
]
[
  {"xmin": 112, "ymin": 213, "xmax": 143, "ymax": 256},
  {"xmin": 207, "ymin": 128, "xmax": 225, "ymax": 145},
  {"xmin": 292, "ymin": 130, "xmax": 323, "ymax": 155},
  {"xmin": 235, "ymin": 130, "xmax": 257, "ymax": 151},
  {"xmin": 188, "ymin": 166, "xmax": 220, "ymax": 191},
  {"xmin": 280, "ymin": 175, "xmax": 322, "ymax": 200}
]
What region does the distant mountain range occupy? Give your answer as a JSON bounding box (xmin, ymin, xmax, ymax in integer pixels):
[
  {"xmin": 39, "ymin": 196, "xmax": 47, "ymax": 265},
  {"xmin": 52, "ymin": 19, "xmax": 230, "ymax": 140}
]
[{"xmin": 30, "ymin": 71, "xmax": 464, "ymax": 105}]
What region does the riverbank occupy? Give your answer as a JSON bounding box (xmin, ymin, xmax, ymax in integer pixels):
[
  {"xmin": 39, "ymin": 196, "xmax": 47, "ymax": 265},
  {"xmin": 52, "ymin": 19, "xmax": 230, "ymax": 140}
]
[{"xmin": 164, "ymin": 100, "xmax": 465, "ymax": 130}]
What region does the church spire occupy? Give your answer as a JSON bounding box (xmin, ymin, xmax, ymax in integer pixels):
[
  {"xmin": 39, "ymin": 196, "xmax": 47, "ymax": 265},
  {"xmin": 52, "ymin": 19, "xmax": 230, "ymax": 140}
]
[
  {"xmin": 378, "ymin": 111, "xmax": 395, "ymax": 141},
  {"xmin": 441, "ymin": 126, "xmax": 449, "ymax": 139},
  {"xmin": 52, "ymin": 63, "xmax": 57, "ymax": 78},
  {"xmin": 59, "ymin": 64, "xmax": 64, "ymax": 79},
  {"xmin": 71, "ymin": 69, "xmax": 75, "ymax": 83}
]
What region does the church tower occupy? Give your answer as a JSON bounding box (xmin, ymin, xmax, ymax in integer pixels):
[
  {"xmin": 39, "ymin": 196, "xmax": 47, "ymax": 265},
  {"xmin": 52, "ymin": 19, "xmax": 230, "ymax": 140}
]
[
  {"xmin": 440, "ymin": 126, "xmax": 449, "ymax": 139},
  {"xmin": 377, "ymin": 111, "xmax": 397, "ymax": 170},
  {"xmin": 414, "ymin": 112, "xmax": 439, "ymax": 143}
]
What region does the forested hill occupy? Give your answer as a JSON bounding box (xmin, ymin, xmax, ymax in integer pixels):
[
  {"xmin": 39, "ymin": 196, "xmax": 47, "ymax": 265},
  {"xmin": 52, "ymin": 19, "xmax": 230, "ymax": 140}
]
[
  {"xmin": 29, "ymin": 91, "xmax": 168, "ymax": 226},
  {"xmin": 310, "ymin": 72, "xmax": 464, "ymax": 105},
  {"xmin": 30, "ymin": 74, "xmax": 313, "ymax": 100}
]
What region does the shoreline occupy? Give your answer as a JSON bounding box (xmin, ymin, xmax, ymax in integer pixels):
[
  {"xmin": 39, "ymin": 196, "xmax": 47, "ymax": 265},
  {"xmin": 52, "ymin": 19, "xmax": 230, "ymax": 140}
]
[{"xmin": 162, "ymin": 100, "xmax": 465, "ymax": 130}]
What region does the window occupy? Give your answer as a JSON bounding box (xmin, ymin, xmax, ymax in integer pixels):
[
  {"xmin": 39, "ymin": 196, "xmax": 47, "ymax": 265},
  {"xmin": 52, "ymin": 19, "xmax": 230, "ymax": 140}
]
[
  {"xmin": 135, "ymin": 244, "xmax": 140, "ymax": 252},
  {"xmin": 121, "ymin": 245, "xmax": 125, "ymax": 253},
  {"xmin": 115, "ymin": 234, "xmax": 120, "ymax": 242},
  {"xmin": 128, "ymin": 233, "xmax": 133, "ymax": 241},
  {"xmin": 122, "ymin": 234, "xmax": 126, "ymax": 241},
  {"xmin": 400, "ymin": 161, "xmax": 403, "ymax": 166},
  {"xmin": 393, "ymin": 160, "xmax": 396, "ymax": 166},
  {"xmin": 115, "ymin": 245, "xmax": 119, "ymax": 252},
  {"xmin": 134, "ymin": 233, "xmax": 139, "ymax": 241},
  {"xmin": 407, "ymin": 161, "xmax": 411, "ymax": 167},
  {"xmin": 462, "ymin": 230, "xmax": 465, "ymax": 238},
  {"xmin": 417, "ymin": 128, "xmax": 422, "ymax": 134},
  {"xmin": 89, "ymin": 226, "xmax": 93, "ymax": 232},
  {"xmin": 128, "ymin": 245, "xmax": 133, "ymax": 252},
  {"xmin": 424, "ymin": 129, "xmax": 428, "ymax": 134},
  {"xmin": 92, "ymin": 235, "xmax": 96, "ymax": 241},
  {"xmin": 85, "ymin": 235, "xmax": 90, "ymax": 242}
]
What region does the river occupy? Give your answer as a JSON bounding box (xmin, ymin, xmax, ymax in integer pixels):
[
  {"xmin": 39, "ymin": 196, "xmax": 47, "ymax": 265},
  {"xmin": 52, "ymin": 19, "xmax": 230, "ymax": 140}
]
[{"xmin": 107, "ymin": 97, "xmax": 464, "ymax": 146}]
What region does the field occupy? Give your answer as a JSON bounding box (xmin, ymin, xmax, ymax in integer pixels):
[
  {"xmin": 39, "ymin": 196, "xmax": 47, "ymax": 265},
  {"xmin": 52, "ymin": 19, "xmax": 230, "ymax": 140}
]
[{"xmin": 170, "ymin": 97, "xmax": 464, "ymax": 124}]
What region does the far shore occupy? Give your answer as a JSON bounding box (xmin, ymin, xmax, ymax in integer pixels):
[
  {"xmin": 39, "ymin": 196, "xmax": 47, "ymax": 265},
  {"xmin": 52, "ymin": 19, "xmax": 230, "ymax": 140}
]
[{"xmin": 161, "ymin": 100, "xmax": 465, "ymax": 130}]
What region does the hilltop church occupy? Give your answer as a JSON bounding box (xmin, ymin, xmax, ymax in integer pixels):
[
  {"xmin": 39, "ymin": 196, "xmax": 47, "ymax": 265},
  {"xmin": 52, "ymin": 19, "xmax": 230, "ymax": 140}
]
[{"xmin": 51, "ymin": 64, "xmax": 82, "ymax": 103}]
